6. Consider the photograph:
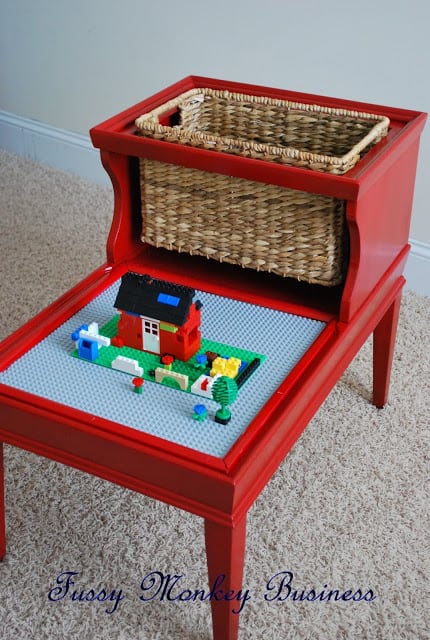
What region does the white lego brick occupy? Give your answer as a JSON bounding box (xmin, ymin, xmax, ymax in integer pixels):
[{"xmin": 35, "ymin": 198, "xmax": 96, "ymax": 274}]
[
  {"xmin": 190, "ymin": 373, "xmax": 221, "ymax": 398},
  {"xmin": 112, "ymin": 355, "xmax": 143, "ymax": 377},
  {"xmin": 87, "ymin": 322, "xmax": 99, "ymax": 336},
  {"xmin": 96, "ymin": 335, "xmax": 111, "ymax": 347},
  {"xmin": 79, "ymin": 328, "xmax": 111, "ymax": 347}
]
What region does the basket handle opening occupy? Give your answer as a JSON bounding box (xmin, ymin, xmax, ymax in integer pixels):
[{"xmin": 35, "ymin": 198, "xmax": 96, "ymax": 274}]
[{"xmin": 158, "ymin": 107, "xmax": 181, "ymax": 127}]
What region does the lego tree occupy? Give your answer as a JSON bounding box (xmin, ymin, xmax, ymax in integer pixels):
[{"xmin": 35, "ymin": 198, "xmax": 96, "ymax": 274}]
[{"xmin": 212, "ymin": 376, "xmax": 238, "ymax": 424}]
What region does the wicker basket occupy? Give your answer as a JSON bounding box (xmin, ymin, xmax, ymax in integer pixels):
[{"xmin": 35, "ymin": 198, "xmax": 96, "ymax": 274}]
[{"xmin": 135, "ymin": 88, "xmax": 390, "ymax": 286}]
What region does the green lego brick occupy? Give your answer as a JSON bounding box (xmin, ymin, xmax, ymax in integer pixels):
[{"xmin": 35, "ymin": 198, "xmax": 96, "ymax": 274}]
[{"xmin": 159, "ymin": 323, "xmax": 178, "ymax": 333}]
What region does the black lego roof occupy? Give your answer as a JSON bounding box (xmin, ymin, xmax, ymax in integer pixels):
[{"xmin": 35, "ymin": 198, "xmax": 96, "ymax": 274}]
[{"xmin": 114, "ymin": 272, "xmax": 198, "ymax": 326}]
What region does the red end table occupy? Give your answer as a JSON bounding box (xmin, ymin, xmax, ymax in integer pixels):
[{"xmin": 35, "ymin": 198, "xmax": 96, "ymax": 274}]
[{"xmin": 0, "ymin": 77, "xmax": 426, "ymax": 639}]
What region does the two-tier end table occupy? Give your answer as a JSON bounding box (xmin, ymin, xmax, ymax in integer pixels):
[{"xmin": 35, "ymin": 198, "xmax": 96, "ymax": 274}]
[{"xmin": 0, "ymin": 77, "xmax": 426, "ymax": 639}]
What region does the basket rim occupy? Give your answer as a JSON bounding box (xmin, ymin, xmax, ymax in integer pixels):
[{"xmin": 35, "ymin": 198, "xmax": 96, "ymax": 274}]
[{"xmin": 135, "ymin": 87, "xmax": 390, "ymax": 172}]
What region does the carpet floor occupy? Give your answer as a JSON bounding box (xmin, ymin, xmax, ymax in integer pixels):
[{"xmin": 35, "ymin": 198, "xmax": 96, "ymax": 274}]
[{"xmin": 0, "ymin": 149, "xmax": 429, "ymax": 639}]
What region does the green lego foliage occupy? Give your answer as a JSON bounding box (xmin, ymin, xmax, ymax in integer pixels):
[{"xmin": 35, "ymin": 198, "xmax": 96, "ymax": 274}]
[
  {"xmin": 212, "ymin": 376, "xmax": 239, "ymax": 422},
  {"xmin": 212, "ymin": 376, "xmax": 238, "ymax": 407}
]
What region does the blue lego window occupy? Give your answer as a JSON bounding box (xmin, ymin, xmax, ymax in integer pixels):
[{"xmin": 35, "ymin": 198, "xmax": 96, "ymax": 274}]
[{"xmin": 157, "ymin": 293, "xmax": 180, "ymax": 307}]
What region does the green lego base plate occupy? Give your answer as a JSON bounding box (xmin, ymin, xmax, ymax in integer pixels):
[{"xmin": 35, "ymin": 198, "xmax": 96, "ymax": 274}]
[{"xmin": 71, "ymin": 314, "xmax": 265, "ymax": 397}]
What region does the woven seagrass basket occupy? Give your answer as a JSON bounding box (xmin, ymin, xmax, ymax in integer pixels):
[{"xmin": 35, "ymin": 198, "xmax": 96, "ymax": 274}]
[{"xmin": 135, "ymin": 88, "xmax": 390, "ymax": 286}]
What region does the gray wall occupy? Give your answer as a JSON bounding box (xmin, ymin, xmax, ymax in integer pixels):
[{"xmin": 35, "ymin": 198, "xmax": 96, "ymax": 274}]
[{"xmin": 1, "ymin": 0, "xmax": 429, "ymax": 240}]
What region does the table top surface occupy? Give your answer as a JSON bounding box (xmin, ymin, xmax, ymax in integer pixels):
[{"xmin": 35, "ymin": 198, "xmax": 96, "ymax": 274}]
[{"xmin": 0, "ymin": 274, "xmax": 326, "ymax": 458}]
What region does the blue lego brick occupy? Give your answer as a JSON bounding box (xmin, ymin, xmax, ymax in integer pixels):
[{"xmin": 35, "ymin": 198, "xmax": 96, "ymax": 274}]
[
  {"xmin": 0, "ymin": 279, "xmax": 326, "ymax": 458},
  {"xmin": 77, "ymin": 337, "xmax": 99, "ymax": 361}
]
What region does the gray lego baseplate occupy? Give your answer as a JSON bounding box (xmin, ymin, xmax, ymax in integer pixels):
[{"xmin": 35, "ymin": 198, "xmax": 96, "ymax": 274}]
[{"xmin": 0, "ymin": 278, "xmax": 326, "ymax": 458}]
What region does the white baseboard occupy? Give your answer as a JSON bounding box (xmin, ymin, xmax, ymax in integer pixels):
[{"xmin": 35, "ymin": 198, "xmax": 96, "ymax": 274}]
[
  {"xmin": 0, "ymin": 110, "xmax": 109, "ymax": 185},
  {"xmin": 405, "ymin": 241, "xmax": 430, "ymax": 297},
  {"xmin": 0, "ymin": 109, "xmax": 429, "ymax": 296}
]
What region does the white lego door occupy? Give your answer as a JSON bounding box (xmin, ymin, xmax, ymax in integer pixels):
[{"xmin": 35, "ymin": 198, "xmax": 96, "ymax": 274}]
[{"xmin": 142, "ymin": 318, "xmax": 160, "ymax": 354}]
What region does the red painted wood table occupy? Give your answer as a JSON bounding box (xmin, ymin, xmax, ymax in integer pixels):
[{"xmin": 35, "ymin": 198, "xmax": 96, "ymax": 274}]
[{"xmin": 0, "ymin": 77, "xmax": 426, "ymax": 639}]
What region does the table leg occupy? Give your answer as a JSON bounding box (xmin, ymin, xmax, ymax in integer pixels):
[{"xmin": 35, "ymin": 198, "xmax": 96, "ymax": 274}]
[
  {"xmin": 204, "ymin": 515, "xmax": 247, "ymax": 640},
  {"xmin": 0, "ymin": 443, "xmax": 5, "ymax": 560},
  {"xmin": 373, "ymin": 292, "xmax": 402, "ymax": 408}
]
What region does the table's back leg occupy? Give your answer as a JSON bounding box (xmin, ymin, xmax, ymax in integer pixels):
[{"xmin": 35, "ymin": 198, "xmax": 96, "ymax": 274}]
[
  {"xmin": 204, "ymin": 515, "xmax": 247, "ymax": 640},
  {"xmin": 0, "ymin": 443, "xmax": 5, "ymax": 560},
  {"xmin": 373, "ymin": 292, "xmax": 402, "ymax": 408}
]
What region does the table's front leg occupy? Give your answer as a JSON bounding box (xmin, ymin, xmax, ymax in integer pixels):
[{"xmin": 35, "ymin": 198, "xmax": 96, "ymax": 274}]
[
  {"xmin": 0, "ymin": 443, "xmax": 5, "ymax": 560},
  {"xmin": 204, "ymin": 515, "xmax": 247, "ymax": 640}
]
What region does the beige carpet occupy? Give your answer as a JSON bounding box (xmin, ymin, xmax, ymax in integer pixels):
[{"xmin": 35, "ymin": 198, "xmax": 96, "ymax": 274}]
[{"xmin": 0, "ymin": 149, "xmax": 429, "ymax": 639}]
